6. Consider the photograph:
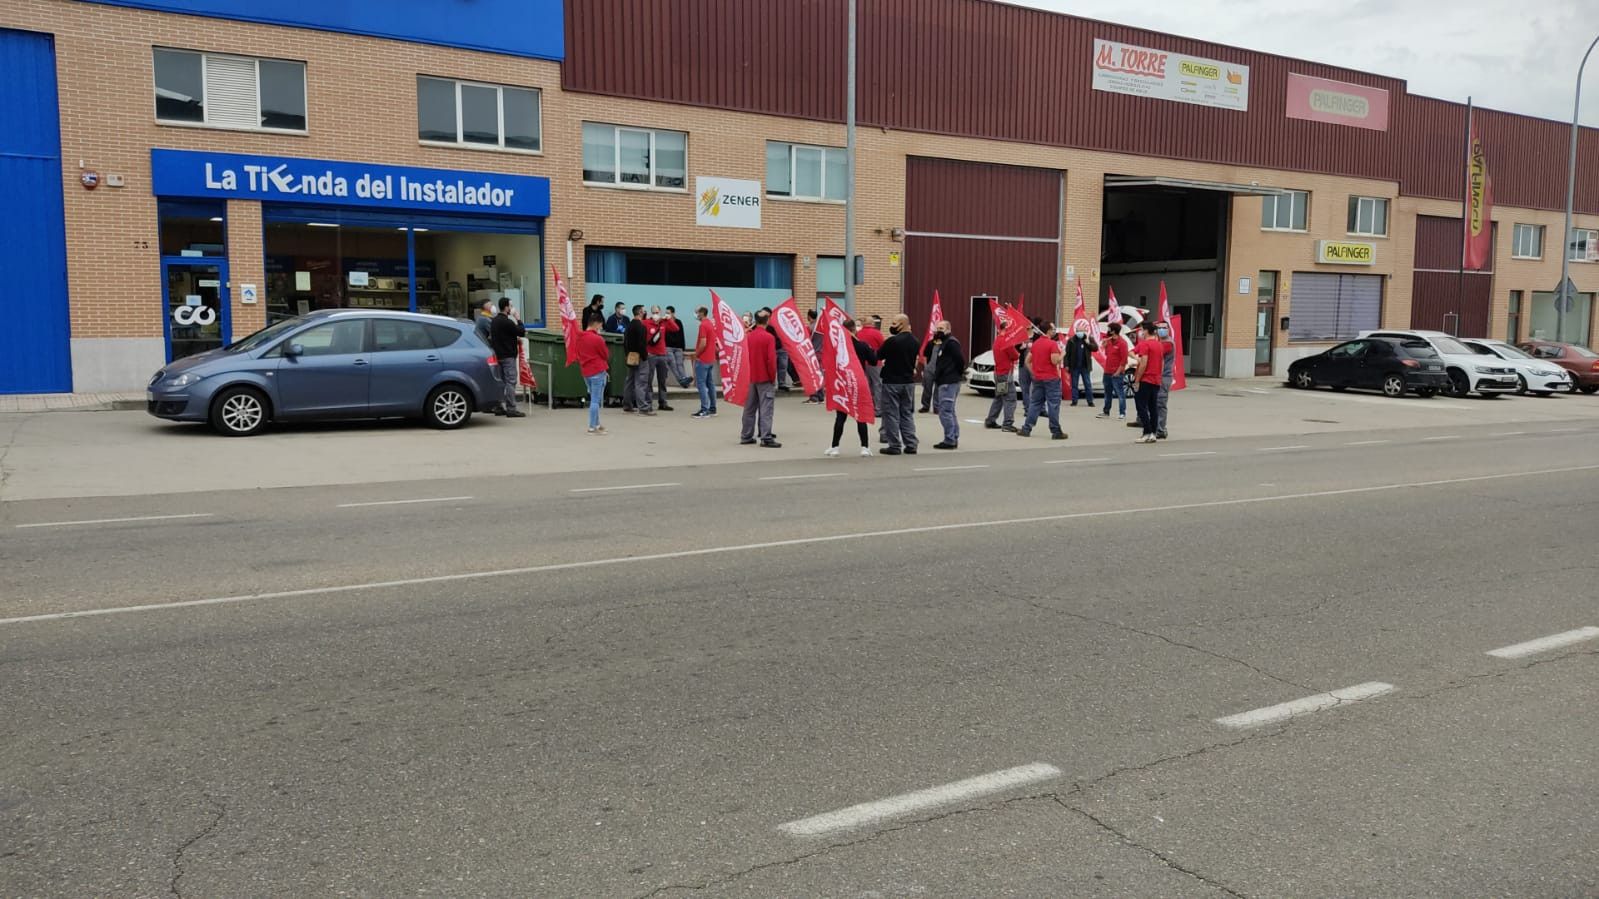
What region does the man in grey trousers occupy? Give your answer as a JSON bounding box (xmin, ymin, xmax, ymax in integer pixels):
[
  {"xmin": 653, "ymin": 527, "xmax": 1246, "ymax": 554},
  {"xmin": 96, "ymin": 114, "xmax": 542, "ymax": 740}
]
[
  {"xmin": 1156, "ymin": 319, "xmax": 1176, "ymax": 439},
  {"xmin": 739, "ymin": 309, "xmax": 781, "ymax": 447},
  {"xmin": 925, "ymin": 321, "xmax": 966, "ymax": 449},
  {"xmin": 875, "ymin": 314, "xmax": 921, "ymax": 455}
]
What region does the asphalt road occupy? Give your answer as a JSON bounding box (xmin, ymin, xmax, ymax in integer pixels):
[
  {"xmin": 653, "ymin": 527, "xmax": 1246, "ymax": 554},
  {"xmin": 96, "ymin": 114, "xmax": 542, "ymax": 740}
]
[{"xmin": 2, "ymin": 422, "xmax": 1597, "ymax": 897}]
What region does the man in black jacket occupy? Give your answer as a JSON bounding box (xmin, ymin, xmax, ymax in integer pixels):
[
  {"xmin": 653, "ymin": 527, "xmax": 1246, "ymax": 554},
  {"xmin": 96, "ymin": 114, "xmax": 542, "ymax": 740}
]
[
  {"xmin": 925, "ymin": 321, "xmax": 965, "ymax": 449},
  {"xmin": 876, "ymin": 314, "xmax": 921, "ymax": 455},
  {"xmin": 489, "ymin": 299, "xmax": 527, "ymax": 418},
  {"xmin": 623, "ymin": 305, "xmax": 653, "ymax": 414},
  {"xmin": 1064, "ymin": 325, "xmax": 1099, "ymax": 408},
  {"xmin": 604, "ymin": 302, "xmax": 630, "ymax": 335}
]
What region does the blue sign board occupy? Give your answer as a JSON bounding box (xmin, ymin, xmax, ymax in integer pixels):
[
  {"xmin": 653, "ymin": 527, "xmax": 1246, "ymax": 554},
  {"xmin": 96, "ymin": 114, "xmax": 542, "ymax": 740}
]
[
  {"xmin": 150, "ymin": 149, "xmax": 551, "ymax": 218},
  {"xmin": 81, "ymin": 1, "xmax": 563, "ymax": 61}
]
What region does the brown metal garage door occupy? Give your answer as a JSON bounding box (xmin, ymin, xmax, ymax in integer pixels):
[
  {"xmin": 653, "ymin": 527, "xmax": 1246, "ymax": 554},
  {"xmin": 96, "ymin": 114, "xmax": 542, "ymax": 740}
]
[{"xmin": 1410, "ymin": 215, "xmax": 1495, "ymax": 336}]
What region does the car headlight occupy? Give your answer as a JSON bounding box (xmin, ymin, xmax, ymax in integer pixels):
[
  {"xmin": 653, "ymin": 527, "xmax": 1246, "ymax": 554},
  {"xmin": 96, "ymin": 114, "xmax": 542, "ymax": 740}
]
[
  {"xmin": 164, "ymin": 372, "xmax": 205, "ymax": 389},
  {"xmin": 1472, "ymin": 366, "xmax": 1497, "ymax": 375},
  {"xmin": 1533, "ymin": 368, "xmax": 1559, "ymax": 377}
]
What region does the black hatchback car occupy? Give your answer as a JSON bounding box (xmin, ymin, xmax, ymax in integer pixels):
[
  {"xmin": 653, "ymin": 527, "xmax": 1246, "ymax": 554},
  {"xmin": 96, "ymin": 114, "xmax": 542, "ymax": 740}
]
[{"xmin": 1288, "ymin": 336, "xmax": 1451, "ymax": 398}]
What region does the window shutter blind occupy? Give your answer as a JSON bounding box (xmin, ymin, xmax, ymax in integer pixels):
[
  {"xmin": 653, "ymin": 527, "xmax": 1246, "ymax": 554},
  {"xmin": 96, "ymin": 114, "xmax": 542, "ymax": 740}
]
[
  {"xmin": 1288, "ymin": 273, "xmax": 1341, "ymax": 342},
  {"xmin": 203, "ymin": 55, "xmax": 259, "ymax": 128}
]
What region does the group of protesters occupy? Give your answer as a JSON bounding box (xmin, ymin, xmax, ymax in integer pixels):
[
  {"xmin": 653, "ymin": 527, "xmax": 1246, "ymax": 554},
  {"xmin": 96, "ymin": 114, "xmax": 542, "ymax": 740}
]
[{"xmin": 561, "ymin": 295, "xmax": 1175, "ymax": 450}]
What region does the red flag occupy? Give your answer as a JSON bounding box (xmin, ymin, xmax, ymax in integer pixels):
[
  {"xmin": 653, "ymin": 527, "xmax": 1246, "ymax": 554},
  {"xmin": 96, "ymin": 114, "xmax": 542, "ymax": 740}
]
[
  {"xmin": 819, "ymin": 299, "xmax": 876, "ymax": 424},
  {"xmin": 1464, "ymin": 113, "xmax": 1493, "ymax": 271},
  {"xmin": 552, "ymin": 264, "xmax": 580, "ymax": 366},
  {"xmin": 1106, "ymin": 288, "xmax": 1122, "ymax": 333},
  {"xmin": 772, "ymin": 298, "xmax": 824, "ymax": 394},
  {"xmin": 922, "ymin": 290, "xmax": 945, "ymax": 352},
  {"xmin": 517, "ymin": 341, "xmax": 536, "ymax": 389},
  {"xmin": 1072, "ymin": 280, "xmax": 1091, "ymax": 335},
  {"xmin": 990, "ymin": 298, "xmax": 1030, "ymax": 354},
  {"xmin": 710, "ymin": 291, "xmax": 751, "ymax": 405},
  {"xmin": 1158, "ymin": 281, "xmax": 1173, "ymax": 325},
  {"xmin": 1169, "ymin": 313, "xmax": 1187, "ymax": 391}
]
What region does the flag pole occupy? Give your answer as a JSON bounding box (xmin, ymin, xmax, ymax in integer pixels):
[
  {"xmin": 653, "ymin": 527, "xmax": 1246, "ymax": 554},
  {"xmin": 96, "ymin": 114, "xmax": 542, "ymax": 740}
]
[{"xmin": 1456, "ymin": 97, "xmax": 1471, "ymax": 334}]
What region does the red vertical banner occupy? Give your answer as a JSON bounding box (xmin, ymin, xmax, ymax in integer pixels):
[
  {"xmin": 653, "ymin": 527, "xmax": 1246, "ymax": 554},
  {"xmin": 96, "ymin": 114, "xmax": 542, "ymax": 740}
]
[
  {"xmin": 1464, "ymin": 114, "xmax": 1493, "ymax": 271},
  {"xmin": 990, "ymin": 298, "xmax": 1029, "ymax": 353},
  {"xmin": 1169, "ymin": 313, "xmax": 1187, "ymax": 391},
  {"xmin": 922, "ymin": 290, "xmax": 945, "ymax": 352},
  {"xmin": 1072, "ymin": 279, "xmax": 1091, "ymax": 334},
  {"xmin": 710, "ymin": 290, "xmax": 750, "ymax": 405},
  {"xmin": 772, "ymin": 298, "xmax": 824, "ymax": 394},
  {"xmin": 1106, "ymin": 288, "xmax": 1122, "ymax": 331},
  {"xmin": 819, "ymin": 299, "xmax": 876, "ymax": 424},
  {"xmin": 1158, "ymin": 281, "xmax": 1172, "ymax": 325},
  {"xmin": 552, "ymin": 264, "xmax": 580, "ymax": 366}
]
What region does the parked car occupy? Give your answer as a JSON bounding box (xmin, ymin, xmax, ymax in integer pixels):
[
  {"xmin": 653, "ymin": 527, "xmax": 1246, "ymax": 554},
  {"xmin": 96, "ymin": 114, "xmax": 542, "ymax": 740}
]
[
  {"xmin": 1287, "ymin": 336, "xmax": 1450, "ymax": 397},
  {"xmin": 1360, "ymin": 329, "xmax": 1519, "ymax": 397},
  {"xmin": 1457, "ymin": 338, "xmax": 1573, "ymax": 396},
  {"xmin": 1517, "ymin": 339, "xmax": 1599, "ymax": 394},
  {"xmin": 967, "ymin": 306, "xmax": 1147, "ymax": 395},
  {"xmin": 146, "ymin": 310, "xmax": 503, "ymax": 436}
]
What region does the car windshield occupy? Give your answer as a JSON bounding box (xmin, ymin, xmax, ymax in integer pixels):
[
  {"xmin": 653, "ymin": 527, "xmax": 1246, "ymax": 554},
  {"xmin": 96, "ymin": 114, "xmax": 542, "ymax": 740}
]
[
  {"xmin": 1485, "ymin": 342, "xmax": 1534, "ymax": 360},
  {"xmin": 1431, "ymin": 336, "xmax": 1474, "ymax": 356},
  {"xmin": 226, "ymin": 318, "xmax": 303, "ymax": 354},
  {"xmin": 1399, "ymin": 340, "xmax": 1438, "ymax": 357}
]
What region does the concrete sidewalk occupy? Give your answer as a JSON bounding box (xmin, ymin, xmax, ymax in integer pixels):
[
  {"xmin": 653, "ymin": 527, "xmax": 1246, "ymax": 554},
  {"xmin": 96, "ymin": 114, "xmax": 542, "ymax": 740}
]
[
  {"xmin": 2, "ymin": 380, "xmax": 1596, "ymax": 501},
  {"xmin": 0, "ymin": 391, "xmax": 142, "ymax": 413}
]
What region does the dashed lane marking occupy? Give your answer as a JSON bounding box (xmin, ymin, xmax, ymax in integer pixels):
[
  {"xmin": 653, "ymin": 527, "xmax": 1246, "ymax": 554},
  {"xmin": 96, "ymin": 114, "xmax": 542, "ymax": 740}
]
[
  {"xmin": 1486, "ymin": 627, "xmax": 1599, "ymax": 659},
  {"xmin": 778, "ymin": 763, "xmax": 1063, "ymax": 837},
  {"xmin": 1215, "ymin": 682, "xmax": 1395, "ymax": 729}
]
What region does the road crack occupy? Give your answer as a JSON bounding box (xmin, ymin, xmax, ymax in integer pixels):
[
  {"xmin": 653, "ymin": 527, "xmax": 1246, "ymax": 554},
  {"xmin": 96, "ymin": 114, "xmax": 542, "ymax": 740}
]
[
  {"xmin": 169, "ymin": 797, "xmax": 225, "ymax": 899},
  {"xmin": 1057, "ymin": 797, "xmax": 1248, "ymax": 898}
]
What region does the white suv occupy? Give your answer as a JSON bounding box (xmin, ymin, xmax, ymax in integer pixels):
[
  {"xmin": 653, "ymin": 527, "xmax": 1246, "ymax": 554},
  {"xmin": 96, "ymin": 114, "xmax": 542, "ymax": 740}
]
[{"xmin": 1361, "ymin": 330, "xmax": 1519, "ymax": 397}]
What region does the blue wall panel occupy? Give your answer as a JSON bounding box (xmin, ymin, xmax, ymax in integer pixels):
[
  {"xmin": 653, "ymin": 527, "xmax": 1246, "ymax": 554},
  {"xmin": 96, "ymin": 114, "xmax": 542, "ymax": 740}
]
[
  {"xmin": 0, "ymin": 29, "xmax": 73, "ymax": 394},
  {"xmin": 78, "ymin": 0, "xmax": 564, "ymax": 60}
]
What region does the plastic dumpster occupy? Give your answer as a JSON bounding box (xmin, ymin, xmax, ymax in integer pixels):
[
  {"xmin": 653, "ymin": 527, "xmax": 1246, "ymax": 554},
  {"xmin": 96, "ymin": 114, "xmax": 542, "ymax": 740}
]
[{"xmin": 522, "ymin": 329, "xmax": 628, "ymax": 407}]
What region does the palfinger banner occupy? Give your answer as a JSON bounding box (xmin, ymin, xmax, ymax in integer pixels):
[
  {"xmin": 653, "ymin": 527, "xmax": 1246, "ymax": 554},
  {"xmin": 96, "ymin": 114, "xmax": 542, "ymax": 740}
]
[
  {"xmin": 552, "ymin": 264, "xmax": 580, "ymax": 366},
  {"xmin": 819, "ymin": 299, "xmax": 876, "ymax": 424},
  {"xmin": 1464, "ymin": 113, "xmax": 1494, "ymax": 272},
  {"xmin": 773, "ymin": 298, "xmax": 824, "ymax": 394},
  {"xmin": 710, "ymin": 290, "xmax": 751, "ymax": 405}
]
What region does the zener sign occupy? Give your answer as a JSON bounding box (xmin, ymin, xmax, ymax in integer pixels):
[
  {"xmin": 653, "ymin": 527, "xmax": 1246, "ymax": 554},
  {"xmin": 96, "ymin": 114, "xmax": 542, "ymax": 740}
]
[{"xmin": 695, "ymin": 176, "xmax": 762, "ymax": 229}]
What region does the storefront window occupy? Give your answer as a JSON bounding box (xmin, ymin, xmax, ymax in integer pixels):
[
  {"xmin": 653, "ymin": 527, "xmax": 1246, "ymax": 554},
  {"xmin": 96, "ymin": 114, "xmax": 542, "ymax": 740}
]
[
  {"xmin": 159, "ymin": 199, "xmax": 225, "ymax": 257},
  {"xmin": 264, "ymin": 221, "xmax": 412, "ymax": 323},
  {"xmin": 415, "ymin": 228, "xmax": 540, "ymax": 320},
  {"xmin": 1529, "ymin": 291, "xmax": 1595, "ymax": 347}
]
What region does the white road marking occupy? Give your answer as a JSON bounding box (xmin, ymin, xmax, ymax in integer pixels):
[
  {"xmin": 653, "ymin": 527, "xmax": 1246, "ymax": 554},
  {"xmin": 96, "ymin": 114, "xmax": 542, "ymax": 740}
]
[
  {"xmin": 962, "ymin": 418, "xmax": 985, "ymax": 424},
  {"xmin": 14, "ymin": 513, "xmax": 215, "ymax": 530},
  {"xmin": 1491, "ymin": 431, "xmax": 1526, "ymax": 437},
  {"xmin": 1044, "ymin": 457, "xmax": 1112, "ymax": 465},
  {"xmin": 1422, "ymin": 435, "xmax": 1461, "ymax": 441},
  {"xmin": 778, "ymin": 763, "xmax": 1062, "ymax": 837},
  {"xmin": 913, "ymin": 464, "xmax": 989, "ymax": 472},
  {"xmin": 1246, "ymin": 388, "xmax": 1272, "ymax": 394},
  {"xmin": 1257, "ymin": 445, "xmax": 1310, "ymax": 452},
  {"xmin": 1345, "ymin": 440, "xmax": 1392, "ymax": 446},
  {"xmin": 1160, "ymin": 451, "xmax": 1217, "ymax": 458},
  {"xmin": 1215, "ymin": 682, "xmax": 1395, "ymax": 729},
  {"xmin": 1485, "ymin": 626, "xmax": 1599, "ymax": 659},
  {"xmin": 759, "ymin": 473, "xmax": 849, "ymax": 481},
  {"xmin": 336, "ymin": 496, "xmax": 473, "ymax": 508},
  {"xmin": 568, "ymin": 483, "xmax": 681, "ymax": 493},
  {"xmin": 1548, "ymin": 427, "xmax": 1584, "ymax": 433},
  {"xmin": 7, "ymin": 462, "xmax": 1599, "ymax": 626}
]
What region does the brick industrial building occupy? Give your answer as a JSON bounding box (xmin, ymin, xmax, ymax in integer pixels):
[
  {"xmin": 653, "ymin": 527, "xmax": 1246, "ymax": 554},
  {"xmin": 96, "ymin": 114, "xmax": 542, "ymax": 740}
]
[{"xmin": 2, "ymin": 0, "xmax": 1597, "ymax": 393}]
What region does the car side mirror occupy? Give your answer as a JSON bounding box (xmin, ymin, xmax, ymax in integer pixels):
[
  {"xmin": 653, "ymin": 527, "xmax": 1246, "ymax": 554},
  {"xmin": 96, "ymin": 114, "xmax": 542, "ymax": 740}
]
[{"xmin": 283, "ymin": 342, "xmax": 304, "ymax": 358}]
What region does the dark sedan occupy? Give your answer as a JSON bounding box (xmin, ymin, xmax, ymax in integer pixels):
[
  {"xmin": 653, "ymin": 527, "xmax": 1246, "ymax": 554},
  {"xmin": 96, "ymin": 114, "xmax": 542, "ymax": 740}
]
[
  {"xmin": 1288, "ymin": 336, "xmax": 1450, "ymax": 398},
  {"xmin": 1518, "ymin": 340, "xmax": 1599, "ymax": 394},
  {"xmin": 147, "ymin": 310, "xmax": 503, "ymax": 436}
]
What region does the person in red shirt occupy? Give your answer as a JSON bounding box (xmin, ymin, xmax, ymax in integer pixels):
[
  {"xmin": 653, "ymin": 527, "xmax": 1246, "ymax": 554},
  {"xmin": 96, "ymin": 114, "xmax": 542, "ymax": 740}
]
[
  {"xmin": 574, "ymin": 315, "xmax": 612, "ymax": 434},
  {"xmin": 740, "ymin": 309, "xmax": 780, "ymax": 447},
  {"xmin": 1016, "ymin": 323, "xmax": 1067, "ymax": 439},
  {"xmin": 1132, "ymin": 320, "xmax": 1166, "ymax": 443},
  {"xmin": 1096, "ymin": 322, "xmax": 1131, "ymax": 420},
  {"xmin": 983, "ymin": 338, "xmax": 1022, "ymax": 431},
  {"xmin": 690, "ymin": 305, "xmax": 720, "ymax": 418},
  {"xmin": 645, "ymin": 306, "xmax": 677, "ymax": 412}
]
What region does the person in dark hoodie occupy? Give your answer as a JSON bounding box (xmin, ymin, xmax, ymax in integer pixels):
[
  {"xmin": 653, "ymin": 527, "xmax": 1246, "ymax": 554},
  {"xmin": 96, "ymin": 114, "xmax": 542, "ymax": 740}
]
[
  {"xmin": 924, "ymin": 321, "xmax": 966, "ymax": 449},
  {"xmin": 1064, "ymin": 323, "xmax": 1099, "ymax": 408},
  {"xmin": 623, "ymin": 305, "xmax": 654, "ymax": 415},
  {"xmin": 489, "ymin": 298, "xmax": 527, "ymax": 418}
]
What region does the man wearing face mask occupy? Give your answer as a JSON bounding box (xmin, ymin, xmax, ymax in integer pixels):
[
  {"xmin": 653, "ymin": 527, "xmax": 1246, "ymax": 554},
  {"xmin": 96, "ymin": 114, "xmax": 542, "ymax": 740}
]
[
  {"xmin": 1064, "ymin": 324, "xmax": 1099, "ymax": 409},
  {"xmin": 1156, "ymin": 319, "xmax": 1176, "ymax": 440},
  {"xmin": 876, "ymin": 314, "xmax": 921, "ymax": 455},
  {"xmin": 925, "ymin": 321, "xmax": 966, "ymax": 450}
]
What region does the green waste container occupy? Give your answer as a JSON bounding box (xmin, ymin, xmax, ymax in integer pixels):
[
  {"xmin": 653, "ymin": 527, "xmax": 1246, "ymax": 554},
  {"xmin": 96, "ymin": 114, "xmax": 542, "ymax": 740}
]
[{"xmin": 522, "ymin": 329, "xmax": 628, "ymax": 407}]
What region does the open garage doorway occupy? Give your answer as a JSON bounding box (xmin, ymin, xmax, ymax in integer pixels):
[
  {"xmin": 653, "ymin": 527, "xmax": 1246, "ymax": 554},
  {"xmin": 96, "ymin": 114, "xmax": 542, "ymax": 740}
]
[{"xmin": 1101, "ymin": 176, "xmax": 1270, "ymax": 377}]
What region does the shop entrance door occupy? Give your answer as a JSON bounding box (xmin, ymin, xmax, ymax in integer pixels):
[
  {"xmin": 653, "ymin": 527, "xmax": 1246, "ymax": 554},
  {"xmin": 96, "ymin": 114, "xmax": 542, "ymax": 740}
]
[{"xmin": 163, "ymin": 259, "xmax": 230, "ymax": 361}]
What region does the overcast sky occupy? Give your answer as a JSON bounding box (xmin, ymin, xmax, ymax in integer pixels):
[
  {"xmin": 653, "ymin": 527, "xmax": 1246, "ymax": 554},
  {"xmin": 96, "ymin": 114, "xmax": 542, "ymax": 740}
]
[{"xmin": 1013, "ymin": 0, "xmax": 1599, "ymax": 126}]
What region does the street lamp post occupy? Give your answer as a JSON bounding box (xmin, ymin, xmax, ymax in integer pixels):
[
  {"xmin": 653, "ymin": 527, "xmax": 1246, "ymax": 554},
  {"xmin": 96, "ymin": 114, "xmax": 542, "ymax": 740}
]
[
  {"xmin": 1558, "ymin": 32, "xmax": 1599, "ymax": 343},
  {"xmin": 844, "ymin": 0, "xmax": 857, "ymax": 315}
]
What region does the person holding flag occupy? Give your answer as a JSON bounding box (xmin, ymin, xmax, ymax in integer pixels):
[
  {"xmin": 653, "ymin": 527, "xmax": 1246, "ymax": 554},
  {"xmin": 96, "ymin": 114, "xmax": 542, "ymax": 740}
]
[
  {"xmin": 1096, "ymin": 321, "xmax": 1130, "ymax": 420},
  {"xmin": 822, "ymin": 315, "xmax": 877, "ymax": 457},
  {"xmin": 918, "ymin": 292, "xmax": 944, "ymax": 413},
  {"xmin": 983, "ymin": 300, "xmax": 1028, "ymax": 431},
  {"xmin": 739, "ymin": 308, "xmax": 781, "ymax": 448},
  {"xmin": 1016, "ymin": 322, "xmax": 1066, "ymax": 440}
]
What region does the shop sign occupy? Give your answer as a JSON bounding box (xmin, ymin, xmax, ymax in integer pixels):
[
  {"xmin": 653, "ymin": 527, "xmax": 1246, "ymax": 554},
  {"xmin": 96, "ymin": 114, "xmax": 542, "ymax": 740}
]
[
  {"xmin": 1285, "ymin": 73, "xmax": 1390, "ymax": 132},
  {"xmin": 695, "ymin": 177, "xmax": 762, "ymax": 229},
  {"xmin": 1091, "ymin": 39, "xmax": 1249, "ymax": 112},
  {"xmin": 150, "ymin": 149, "xmax": 551, "ymax": 217},
  {"xmin": 1317, "ymin": 240, "xmax": 1376, "ymax": 266}
]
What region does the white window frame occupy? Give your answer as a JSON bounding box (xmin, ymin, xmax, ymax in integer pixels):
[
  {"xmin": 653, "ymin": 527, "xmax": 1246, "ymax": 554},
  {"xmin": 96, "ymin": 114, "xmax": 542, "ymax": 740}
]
[
  {"xmin": 417, "ymin": 76, "xmax": 542, "ymax": 155},
  {"xmin": 1347, "ymin": 196, "xmax": 1389, "ymax": 237},
  {"xmin": 153, "ymin": 48, "xmax": 307, "ymax": 135},
  {"xmin": 1511, "ymin": 223, "xmax": 1544, "ymax": 260},
  {"xmin": 766, "ymin": 141, "xmax": 847, "ymax": 204},
  {"xmin": 1260, "ymin": 190, "xmax": 1308, "ymax": 232},
  {"xmin": 581, "ymin": 123, "xmax": 688, "ymax": 192},
  {"xmin": 1569, "ymin": 228, "xmax": 1598, "ymax": 263}
]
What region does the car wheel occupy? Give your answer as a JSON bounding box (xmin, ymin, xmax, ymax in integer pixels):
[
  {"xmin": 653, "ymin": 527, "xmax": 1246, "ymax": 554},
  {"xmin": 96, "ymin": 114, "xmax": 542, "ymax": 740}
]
[
  {"xmin": 1292, "ymin": 369, "xmax": 1314, "ymax": 389},
  {"xmin": 1382, "ymin": 374, "xmax": 1406, "ymax": 398},
  {"xmin": 1447, "ymin": 369, "xmax": 1471, "ymax": 397},
  {"xmin": 210, "ymin": 386, "xmax": 270, "ymax": 437},
  {"xmin": 424, "ymin": 383, "xmax": 473, "ymax": 429},
  {"xmin": 1516, "ymin": 374, "xmax": 1529, "ymax": 395}
]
